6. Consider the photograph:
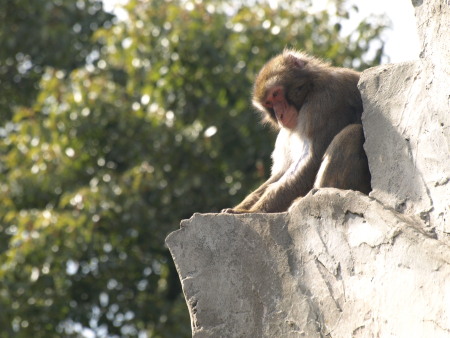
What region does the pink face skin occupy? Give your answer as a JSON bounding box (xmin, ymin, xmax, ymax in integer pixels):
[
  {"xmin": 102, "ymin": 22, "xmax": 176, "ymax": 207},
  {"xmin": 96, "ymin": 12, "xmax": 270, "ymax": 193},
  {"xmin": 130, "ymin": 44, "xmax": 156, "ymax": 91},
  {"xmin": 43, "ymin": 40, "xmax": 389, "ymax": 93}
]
[{"xmin": 263, "ymin": 86, "xmax": 298, "ymax": 129}]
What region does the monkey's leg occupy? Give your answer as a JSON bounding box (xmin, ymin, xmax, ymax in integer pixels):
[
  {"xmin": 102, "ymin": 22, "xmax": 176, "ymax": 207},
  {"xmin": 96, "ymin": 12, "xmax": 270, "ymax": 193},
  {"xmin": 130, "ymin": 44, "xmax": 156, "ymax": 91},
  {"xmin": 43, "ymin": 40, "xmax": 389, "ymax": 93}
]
[{"xmin": 314, "ymin": 124, "xmax": 371, "ymax": 194}]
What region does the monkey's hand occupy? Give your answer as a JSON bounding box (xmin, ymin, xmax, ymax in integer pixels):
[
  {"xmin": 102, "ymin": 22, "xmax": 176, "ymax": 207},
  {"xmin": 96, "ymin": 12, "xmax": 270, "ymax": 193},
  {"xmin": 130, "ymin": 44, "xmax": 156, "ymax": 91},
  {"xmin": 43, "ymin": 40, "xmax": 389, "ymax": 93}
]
[{"xmin": 221, "ymin": 208, "xmax": 252, "ymax": 214}]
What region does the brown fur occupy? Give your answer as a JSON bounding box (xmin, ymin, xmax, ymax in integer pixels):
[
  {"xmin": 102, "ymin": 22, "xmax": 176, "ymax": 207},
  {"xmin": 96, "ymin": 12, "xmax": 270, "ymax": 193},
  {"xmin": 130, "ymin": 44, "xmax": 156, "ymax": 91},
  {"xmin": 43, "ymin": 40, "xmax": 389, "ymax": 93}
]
[
  {"xmin": 314, "ymin": 124, "xmax": 371, "ymax": 193},
  {"xmin": 222, "ymin": 50, "xmax": 371, "ymax": 214}
]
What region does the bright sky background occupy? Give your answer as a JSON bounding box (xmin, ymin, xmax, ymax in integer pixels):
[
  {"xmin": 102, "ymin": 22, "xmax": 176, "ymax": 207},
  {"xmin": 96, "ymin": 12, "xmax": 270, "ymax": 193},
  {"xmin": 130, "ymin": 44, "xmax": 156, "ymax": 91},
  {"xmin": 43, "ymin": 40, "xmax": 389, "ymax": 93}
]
[
  {"xmin": 347, "ymin": 0, "xmax": 420, "ymax": 63},
  {"xmin": 102, "ymin": 0, "xmax": 421, "ymax": 64}
]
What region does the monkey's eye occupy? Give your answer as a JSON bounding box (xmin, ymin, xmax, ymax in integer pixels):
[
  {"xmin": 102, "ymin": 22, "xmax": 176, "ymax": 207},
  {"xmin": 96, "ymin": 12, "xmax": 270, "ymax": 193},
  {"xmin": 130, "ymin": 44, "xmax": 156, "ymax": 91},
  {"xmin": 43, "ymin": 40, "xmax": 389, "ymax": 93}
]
[{"xmin": 273, "ymin": 89, "xmax": 283, "ymax": 98}]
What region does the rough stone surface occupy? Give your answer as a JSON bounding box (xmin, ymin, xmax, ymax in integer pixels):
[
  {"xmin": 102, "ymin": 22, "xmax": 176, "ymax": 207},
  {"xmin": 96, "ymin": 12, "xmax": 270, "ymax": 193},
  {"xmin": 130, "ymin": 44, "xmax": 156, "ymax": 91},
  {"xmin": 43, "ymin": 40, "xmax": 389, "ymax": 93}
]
[
  {"xmin": 166, "ymin": 0, "xmax": 450, "ymax": 336},
  {"xmin": 413, "ymin": 0, "xmax": 450, "ymax": 70},
  {"xmin": 166, "ymin": 189, "xmax": 450, "ymax": 337},
  {"xmin": 359, "ymin": 0, "xmax": 450, "ymax": 239}
]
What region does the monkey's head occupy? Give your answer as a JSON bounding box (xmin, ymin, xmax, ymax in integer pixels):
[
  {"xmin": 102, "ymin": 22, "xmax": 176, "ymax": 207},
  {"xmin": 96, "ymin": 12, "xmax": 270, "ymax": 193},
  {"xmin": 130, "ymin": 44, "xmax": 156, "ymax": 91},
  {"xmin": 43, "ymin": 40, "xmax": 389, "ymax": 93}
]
[{"xmin": 252, "ymin": 50, "xmax": 322, "ymax": 130}]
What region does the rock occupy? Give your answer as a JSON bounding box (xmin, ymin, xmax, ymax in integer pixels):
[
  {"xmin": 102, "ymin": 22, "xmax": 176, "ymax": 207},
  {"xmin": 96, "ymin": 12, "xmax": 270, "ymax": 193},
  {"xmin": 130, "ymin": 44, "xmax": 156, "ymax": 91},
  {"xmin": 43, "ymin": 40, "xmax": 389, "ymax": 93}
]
[
  {"xmin": 359, "ymin": 0, "xmax": 450, "ymax": 239},
  {"xmin": 166, "ymin": 0, "xmax": 450, "ymax": 335},
  {"xmin": 166, "ymin": 189, "xmax": 450, "ymax": 337},
  {"xmin": 413, "ymin": 0, "xmax": 450, "ymax": 70}
]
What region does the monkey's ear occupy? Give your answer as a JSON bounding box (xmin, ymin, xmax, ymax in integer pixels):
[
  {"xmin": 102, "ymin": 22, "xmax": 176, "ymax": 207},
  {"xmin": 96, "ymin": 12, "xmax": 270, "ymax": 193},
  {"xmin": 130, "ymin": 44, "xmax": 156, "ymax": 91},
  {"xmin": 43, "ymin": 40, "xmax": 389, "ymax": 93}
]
[{"xmin": 285, "ymin": 53, "xmax": 307, "ymax": 69}]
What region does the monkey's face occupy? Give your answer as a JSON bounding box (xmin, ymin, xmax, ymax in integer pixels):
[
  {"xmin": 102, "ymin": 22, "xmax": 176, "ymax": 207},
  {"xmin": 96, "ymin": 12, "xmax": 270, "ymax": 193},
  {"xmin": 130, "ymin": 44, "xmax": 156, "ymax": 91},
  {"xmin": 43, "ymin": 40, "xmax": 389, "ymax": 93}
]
[
  {"xmin": 253, "ymin": 85, "xmax": 299, "ymax": 130},
  {"xmin": 252, "ymin": 50, "xmax": 315, "ymax": 130},
  {"xmin": 252, "ymin": 58, "xmax": 290, "ymax": 128},
  {"xmin": 252, "ymin": 89, "xmax": 279, "ymax": 128}
]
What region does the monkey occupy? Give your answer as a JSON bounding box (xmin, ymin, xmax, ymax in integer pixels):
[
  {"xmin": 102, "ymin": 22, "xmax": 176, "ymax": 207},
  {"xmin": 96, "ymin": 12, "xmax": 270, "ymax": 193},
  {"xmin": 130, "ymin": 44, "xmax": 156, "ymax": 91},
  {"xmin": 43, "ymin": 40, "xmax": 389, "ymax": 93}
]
[{"xmin": 222, "ymin": 49, "xmax": 371, "ymax": 214}]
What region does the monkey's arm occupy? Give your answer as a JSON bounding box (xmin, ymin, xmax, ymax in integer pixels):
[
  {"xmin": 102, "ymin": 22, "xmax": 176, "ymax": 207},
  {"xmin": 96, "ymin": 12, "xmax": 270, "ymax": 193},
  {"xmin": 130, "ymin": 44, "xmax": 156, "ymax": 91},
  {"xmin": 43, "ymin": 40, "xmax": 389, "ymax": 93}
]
[
  {"xmin": 246, "ymin": 158, "xmax": 320, "ymax": 213},
  {"xmin": 222, "ymin": 174, "xmax": 282, "ymax": 213}
]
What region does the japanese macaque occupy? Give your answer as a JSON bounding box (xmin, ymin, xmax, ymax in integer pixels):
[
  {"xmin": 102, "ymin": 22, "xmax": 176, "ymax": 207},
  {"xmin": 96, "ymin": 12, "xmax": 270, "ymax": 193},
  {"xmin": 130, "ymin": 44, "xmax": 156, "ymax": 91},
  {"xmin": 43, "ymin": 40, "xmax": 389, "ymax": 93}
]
[{"xmin": 222, "ymin": 50, "xmax": 371, "ymax": 214}]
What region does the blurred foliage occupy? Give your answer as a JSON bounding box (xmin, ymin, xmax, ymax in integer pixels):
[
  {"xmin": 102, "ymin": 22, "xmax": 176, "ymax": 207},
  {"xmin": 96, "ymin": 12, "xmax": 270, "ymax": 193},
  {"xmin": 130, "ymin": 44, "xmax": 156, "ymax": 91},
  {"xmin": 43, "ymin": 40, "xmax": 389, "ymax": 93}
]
[
  {"xmin": 0, "ymin": 0, "xmax": 114, "ymax": 123},
  {"xmin": 0, "ymin": 0, "xmax": 387, "ymax": 336}
]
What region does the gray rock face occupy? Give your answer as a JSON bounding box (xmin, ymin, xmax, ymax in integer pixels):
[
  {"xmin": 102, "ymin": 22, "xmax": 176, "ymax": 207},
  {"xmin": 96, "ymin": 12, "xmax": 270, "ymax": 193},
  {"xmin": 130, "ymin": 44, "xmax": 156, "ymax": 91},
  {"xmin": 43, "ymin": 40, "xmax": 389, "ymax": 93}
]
[
  {"xmin": 166, "ymin": 0, "xmax": 450, "ymax": 336},
  {"xmin": 360, "ymin": 59, "xmax": 450, "ymax": 236},
  {"xmin": 359, "ymin": 0, "xmax": 450, "ymax": 238},
  {"xmin": 166, "ymin": 189, "xmax": 450, "ymax": 337}
]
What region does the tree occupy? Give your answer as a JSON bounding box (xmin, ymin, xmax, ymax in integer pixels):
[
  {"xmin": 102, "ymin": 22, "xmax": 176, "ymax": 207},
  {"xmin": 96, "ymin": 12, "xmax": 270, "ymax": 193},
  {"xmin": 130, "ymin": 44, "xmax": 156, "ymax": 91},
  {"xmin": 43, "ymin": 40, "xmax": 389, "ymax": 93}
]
[
  {"xmin": 0, "ymin": 0, "xmax": 387, "ymax": 336},
  {"xmin": 0, "ymin": 0, "xmax": 114, "ymax": 123}
]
